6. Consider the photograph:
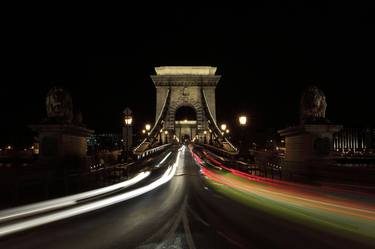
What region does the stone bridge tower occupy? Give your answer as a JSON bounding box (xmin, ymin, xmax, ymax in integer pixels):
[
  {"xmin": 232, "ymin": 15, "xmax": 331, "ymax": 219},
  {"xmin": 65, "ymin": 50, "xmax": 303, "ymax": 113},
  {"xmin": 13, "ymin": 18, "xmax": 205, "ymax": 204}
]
[
  {"xmin": 134, "ymin": 66, "xmax": 237, "ymax": 154},
  {"xmin": 152, "ymin": 66, "xmax": 219, "ymax": 138}
]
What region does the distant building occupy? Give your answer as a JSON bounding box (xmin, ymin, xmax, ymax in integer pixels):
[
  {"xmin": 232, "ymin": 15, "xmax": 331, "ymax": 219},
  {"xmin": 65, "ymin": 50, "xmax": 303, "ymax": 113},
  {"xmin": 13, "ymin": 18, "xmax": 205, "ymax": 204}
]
[
  {"xmin": 87, "ymin": 133, "xmax": 122, "ymax": 151},
  {"xmin": 333, "ymin": 127, "xmax": 374, "ymax": 152},
  {"xmin": 372, "ymin": 128, "xmax": 375, "ymax": 149}
]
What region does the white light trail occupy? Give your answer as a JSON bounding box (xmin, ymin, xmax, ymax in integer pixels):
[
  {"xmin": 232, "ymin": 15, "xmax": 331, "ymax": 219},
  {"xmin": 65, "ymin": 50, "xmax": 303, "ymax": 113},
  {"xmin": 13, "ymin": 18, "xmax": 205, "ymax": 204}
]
[
  {"xmin": 155, "ymin": 152, "xmax": 172, "ymax": 168},
  {"xmin": 0, "ymin": 149, "xmax": 182, "ymax": 237},
  {"xmin": 0, "ymin": 172, "xmax": 150, "ymax": 223}
]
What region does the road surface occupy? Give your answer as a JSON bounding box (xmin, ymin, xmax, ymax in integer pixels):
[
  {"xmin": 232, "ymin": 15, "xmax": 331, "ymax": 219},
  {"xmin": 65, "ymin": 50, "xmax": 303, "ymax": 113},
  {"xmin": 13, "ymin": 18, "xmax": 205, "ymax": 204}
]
[{"xmin": 0, "ymin": 145, "xmax": 374, "ymax": 249}]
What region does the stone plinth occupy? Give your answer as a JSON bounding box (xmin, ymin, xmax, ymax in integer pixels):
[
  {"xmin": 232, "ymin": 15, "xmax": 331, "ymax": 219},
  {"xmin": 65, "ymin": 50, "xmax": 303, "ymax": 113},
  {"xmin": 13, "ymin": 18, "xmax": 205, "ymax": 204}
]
[
  {"xmin": 30, "ymin": 124, "xmax": 94, "ymax": 163},
  {"xmin": 279, "ymin": 124, "xmax": 342, "ymax": 161},
  {"xmin": 278, "ymin": 124, "xmax": 342, "ymax": 180}
]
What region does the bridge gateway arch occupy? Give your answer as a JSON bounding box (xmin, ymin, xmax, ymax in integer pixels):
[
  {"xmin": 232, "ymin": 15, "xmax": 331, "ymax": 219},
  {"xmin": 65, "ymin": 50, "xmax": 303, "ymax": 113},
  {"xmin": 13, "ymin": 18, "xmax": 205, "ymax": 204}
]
[{"xmin": 134, "ymin": 66, "xmax": 237, "ymax": 154}]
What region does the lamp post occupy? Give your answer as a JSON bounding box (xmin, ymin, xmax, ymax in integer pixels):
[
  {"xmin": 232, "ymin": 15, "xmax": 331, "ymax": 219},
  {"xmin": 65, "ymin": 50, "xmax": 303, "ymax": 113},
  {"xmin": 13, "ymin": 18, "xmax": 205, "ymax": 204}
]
[
  {"xmin": 209, "ymin": 129, "xmax": 213, "ymax": 145},
  {"xmin": 238, "ymin": 115, "xmax": 248, "ymax": 159},
  {"xmin": 159, "ymin": 129, "xmax": 163, "ymax": 145},
  {"xmin": 145, "ymin": 124, "xmax": 151, "ymax": 133},
  {"xmin": 226, "ymin": 129, "xmax": 230, "ymax": 139},
  {"xmin": 123, "ymin": 107, "xmax": 133, "ymax": 162},
  {"xmin": 220, "ymin": 124, "xmax": 227, "ymax": 148},
  {"xmin": 238, "ymin": 115, "xmax": 248, "ymax": 155},
  {"xmin": 220, "ymin": 124, "xmax": 227, "ymax": 133},
  {"xmin": 144, "ymin": 124, "xmax": 151, "ymax": 139},
  {"xmin": 164, "ymin": 130, "xmax": 169, "ymax": 144}
]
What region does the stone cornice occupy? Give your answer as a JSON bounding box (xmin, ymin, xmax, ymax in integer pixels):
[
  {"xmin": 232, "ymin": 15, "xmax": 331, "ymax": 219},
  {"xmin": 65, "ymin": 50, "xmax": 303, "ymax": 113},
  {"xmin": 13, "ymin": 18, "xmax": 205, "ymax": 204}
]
[
  {"xmin": 155, "ymin": 66, "xmax": 217, "ymax": 75},
  {"xmin": 151, "ymin": 75, "xmax": 221, "ymax": 87},
  {"xmin": 278, "ymin": 124, "xmax": 343, "ymax": 137}
]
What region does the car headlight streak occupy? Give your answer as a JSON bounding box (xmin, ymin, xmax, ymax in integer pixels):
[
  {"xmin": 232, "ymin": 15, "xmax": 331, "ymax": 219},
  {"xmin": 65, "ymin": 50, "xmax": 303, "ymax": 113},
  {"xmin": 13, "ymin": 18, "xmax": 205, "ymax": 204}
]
[{"xmin": 0, "ymin": 148, "xmax": 182, "ymax": 237}]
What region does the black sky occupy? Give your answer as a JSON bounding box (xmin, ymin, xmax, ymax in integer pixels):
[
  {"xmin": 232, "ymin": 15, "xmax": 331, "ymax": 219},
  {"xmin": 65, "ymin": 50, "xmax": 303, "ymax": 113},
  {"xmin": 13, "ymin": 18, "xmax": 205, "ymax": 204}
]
[{"xmin": 1, "ymin": 6, "xmax": 374, "ymax": 146}]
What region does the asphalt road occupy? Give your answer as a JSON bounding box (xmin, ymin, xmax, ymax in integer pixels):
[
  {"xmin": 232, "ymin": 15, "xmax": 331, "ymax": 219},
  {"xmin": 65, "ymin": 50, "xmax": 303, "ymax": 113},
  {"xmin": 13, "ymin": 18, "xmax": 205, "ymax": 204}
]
[{"xmin": 0, "ymin": 145, "xmax": 373, "ymax": 249}]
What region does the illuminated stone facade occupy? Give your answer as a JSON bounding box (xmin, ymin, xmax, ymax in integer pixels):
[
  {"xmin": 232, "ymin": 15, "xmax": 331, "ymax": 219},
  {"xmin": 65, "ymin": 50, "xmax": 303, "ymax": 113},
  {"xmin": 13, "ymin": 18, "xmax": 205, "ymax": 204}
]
[
  {"xmin": 152, "ymin": 66, "xmax": 220, "ymax": 142},
  {"xmin": 333, "ymin": 127, "xmax": 374, "ymax": 152}
]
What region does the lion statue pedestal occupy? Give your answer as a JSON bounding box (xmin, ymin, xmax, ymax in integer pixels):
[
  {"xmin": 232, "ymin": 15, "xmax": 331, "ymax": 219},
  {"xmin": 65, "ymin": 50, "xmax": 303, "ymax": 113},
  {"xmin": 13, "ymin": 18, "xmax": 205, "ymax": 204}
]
[
  {"xmin": 278, "ymin": 86, "xmax": 342, "ymax": 181},
  {"xmin": 30, "ymin": 87, "xmax": 94, "ymax": 166},
  {"xmin": 30, "ymin": 124, "xmax": 94, "ymax": 164},
  {"xmin": 279, "ymin": 124, "xmax": 342, "ymax": 162}
]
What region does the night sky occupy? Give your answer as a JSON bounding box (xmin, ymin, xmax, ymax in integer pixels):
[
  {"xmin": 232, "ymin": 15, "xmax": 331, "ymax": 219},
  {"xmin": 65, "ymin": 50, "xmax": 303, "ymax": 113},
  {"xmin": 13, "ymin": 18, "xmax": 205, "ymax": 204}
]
[{"xmin": 1, "ymin": 6, "xmax": 374, "ymax": 147}]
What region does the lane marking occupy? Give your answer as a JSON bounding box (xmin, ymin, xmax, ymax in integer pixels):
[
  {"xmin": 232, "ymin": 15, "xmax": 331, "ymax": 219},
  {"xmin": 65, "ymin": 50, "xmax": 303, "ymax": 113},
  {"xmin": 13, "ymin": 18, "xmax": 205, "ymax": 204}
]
[{"xmin": 183, "ymin": 211, "xmax": 197, "ymax": 249}]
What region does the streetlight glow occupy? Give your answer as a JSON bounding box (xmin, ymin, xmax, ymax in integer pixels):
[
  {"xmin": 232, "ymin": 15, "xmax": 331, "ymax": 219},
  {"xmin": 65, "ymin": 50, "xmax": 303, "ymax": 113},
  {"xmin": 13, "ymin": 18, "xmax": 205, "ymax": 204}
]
[
  {"xmin": 142, "ymin": 129, "xmax": 146, "ymax": 134},
  {"xmin": 124, "ymin": 117, "xmax": 133, "ymax": 125},
  {"xmin": 239, "ymin": 115, "xmax": 247, "ymax": 126},
  {"xmin": 226, "ymin": 129, "xmax": 230, "ymax": 134},
  {"xmin": 145, "ymin": 124, "xmax": 151, "ymax": 131},
  {"xmin": 123, "ymin": 107, "xmax": 133, "ymax": 126},
  {"xmin": 220, "ymin": 124, "xmax": 227, "ymax": 131}
]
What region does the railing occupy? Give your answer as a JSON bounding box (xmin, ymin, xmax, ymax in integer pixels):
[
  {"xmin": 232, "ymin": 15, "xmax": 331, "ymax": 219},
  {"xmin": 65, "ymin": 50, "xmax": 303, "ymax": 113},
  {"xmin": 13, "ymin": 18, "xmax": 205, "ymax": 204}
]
[
  {"xmin": 0, "ymin": 171, "xmax": 149, "ymax": 224},
  {"xmin": 253, "ymin": 149, "xmax": 375, "ymax": 184},
  {"xmin": 0, "ymin": 149, "xmax": 180, "ymax": 237},
  {"xmin": 0, "ymin": 147, "xmax": 178, "ymax": 229},
  {"xmin": 197, "ymin": 143, "xmax": 238, "ymax": 158},
  {"xmin": 136, "ymin": 143, "xmax": 172, "ymax": 160},
  {"xmin": 0, "ymin": 161, "xmax": 136, "ymax": 209}
]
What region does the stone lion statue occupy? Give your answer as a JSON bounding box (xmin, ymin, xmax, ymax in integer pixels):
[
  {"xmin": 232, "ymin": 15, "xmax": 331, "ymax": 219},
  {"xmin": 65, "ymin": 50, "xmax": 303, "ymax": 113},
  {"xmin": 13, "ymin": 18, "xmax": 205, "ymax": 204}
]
[
  {"xmin": 300, "ymin": 85, "xmax": 327, "ymax": 124},
  {"xmin": 45, "ymin": 86, "xmax": 74, "ymax": 124}
]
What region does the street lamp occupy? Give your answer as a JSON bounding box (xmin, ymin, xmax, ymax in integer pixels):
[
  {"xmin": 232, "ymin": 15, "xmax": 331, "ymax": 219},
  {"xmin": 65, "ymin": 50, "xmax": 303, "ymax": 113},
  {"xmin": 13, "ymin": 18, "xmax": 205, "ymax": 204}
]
[
  {"xmin": 220, "ymin": 124, "xmax": 227, "ymax": 132},
  {"xmin": 159, "ymin": 129, "xmax": 163, "ymax": 145},
  {"xmin": 164, "ymin": 130, "xmax": 169, "ymax": 144},
  {"xmin": 142, "ymin": 129, "xmax": 146, "ymax": 134},
  {"xmin": 239, "ymin": 116, "xmax": 247, "ymax": 126},
  {"xmin": 238, "ymin": 115, "xmax": 248, "ymax": 160},
  {"xmin": 145, "ymin": 124, "xmax": 151, "ymax": 132},
  {"xmin": 209, "ymin": 129, "xmax": 213, "ymax": 145},
  {"xmin": 124, "ymin": 112, "xmax": 133, "ymax": 126},
  {"xmin": 123, "ymin": 107, "xmax": 133, "ymax": 162}
]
